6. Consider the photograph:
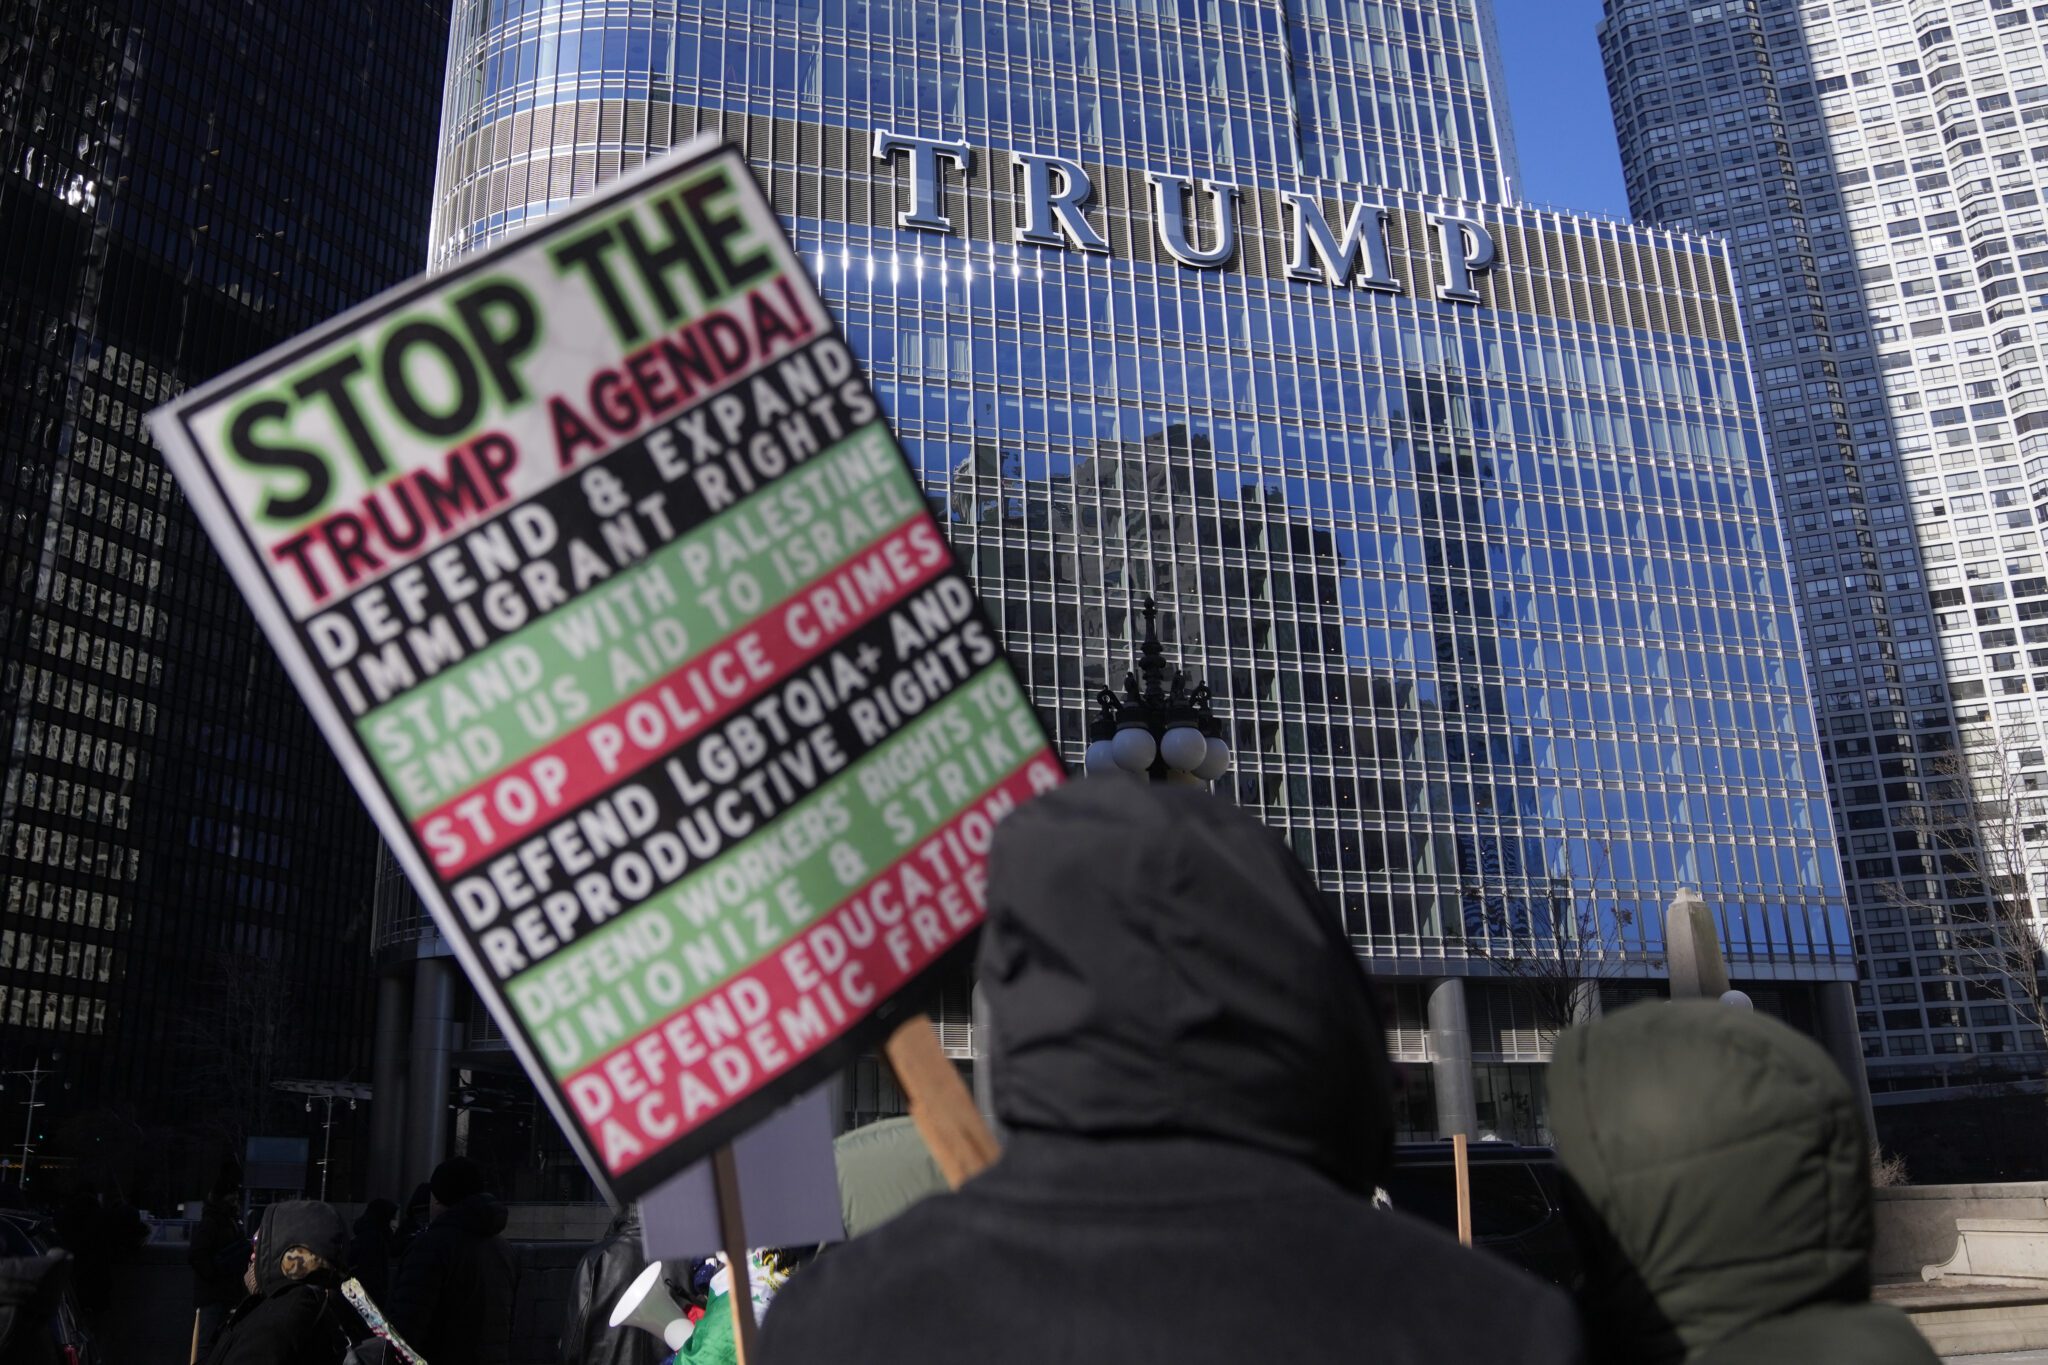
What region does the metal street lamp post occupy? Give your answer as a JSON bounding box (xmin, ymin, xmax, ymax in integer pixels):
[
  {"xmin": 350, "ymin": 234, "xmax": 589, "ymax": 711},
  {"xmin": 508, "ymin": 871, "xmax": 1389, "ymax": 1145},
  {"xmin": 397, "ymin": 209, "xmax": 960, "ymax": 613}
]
[
  {"xmin": 274, "ymin": 1080, "xmax": 370, "ymax": 1201},
  {"xmin": 1084, "ymin": 596, "xmax": 1232, "ymax": 785}
]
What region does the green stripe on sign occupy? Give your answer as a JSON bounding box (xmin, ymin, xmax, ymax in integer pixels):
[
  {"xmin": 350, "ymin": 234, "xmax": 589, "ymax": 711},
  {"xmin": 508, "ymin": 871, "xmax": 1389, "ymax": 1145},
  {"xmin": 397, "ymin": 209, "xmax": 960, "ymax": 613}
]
[
  {"xmin": 358, "ymin": 424, "xmax": 918, "ymax": 817},
  {"xmin": 502, "ymin": 664, "xmax": 1044, "ymax": 1077}
]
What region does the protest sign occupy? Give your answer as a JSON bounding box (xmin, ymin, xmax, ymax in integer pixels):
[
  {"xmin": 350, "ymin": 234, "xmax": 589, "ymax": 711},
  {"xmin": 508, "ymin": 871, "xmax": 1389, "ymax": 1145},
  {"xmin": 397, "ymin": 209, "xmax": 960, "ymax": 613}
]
[
  {"xmin": 640, "ymin": 1084, "xmax": 844, "ymax": 1262},
  {"xmin": 149, "ymin": 136, "xmax": 1063, "ymax": 1201}
]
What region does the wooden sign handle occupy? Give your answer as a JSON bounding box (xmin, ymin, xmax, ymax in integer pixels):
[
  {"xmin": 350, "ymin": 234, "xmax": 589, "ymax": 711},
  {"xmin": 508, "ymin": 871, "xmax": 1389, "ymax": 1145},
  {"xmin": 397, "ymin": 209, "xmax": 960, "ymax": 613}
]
[
  {"xmin": 1453, "ymin": 1132, "xmax": 1473, "ymax": 1247},
  {"xmin": 711, "ymin": 1145, "xmax": 760, "ymax": 1365},
  {"xmin": 883, "ymin": 1014, "xmax": 1000, "ymax": 1188}
]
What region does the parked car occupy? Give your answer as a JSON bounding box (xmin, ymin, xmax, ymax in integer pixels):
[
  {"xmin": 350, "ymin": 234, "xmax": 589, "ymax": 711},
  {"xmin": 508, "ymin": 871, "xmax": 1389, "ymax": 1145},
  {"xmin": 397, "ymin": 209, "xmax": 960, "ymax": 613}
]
[
  {"xmin": 1377, "ymin": 1142, "xmax": 1578, "ymax": 1286},
  {"xmin": 0, "ymin": 1209, "xmax": 99, "ymax": 1365}
]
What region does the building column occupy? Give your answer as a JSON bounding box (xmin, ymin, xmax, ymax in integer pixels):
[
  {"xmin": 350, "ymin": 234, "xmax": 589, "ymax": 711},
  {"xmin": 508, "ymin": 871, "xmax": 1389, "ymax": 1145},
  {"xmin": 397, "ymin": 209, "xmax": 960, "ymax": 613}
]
[
  {"xmin": 368, "ymin": 968, "xmax": 411, "ymax": 1200},
  {"xmin": 404, "ymin": 956, "xmax": 457, "ymax": 1194},
  {"xmin": 1815, "ymin": 980, "xmax": 1877, "ymax": 1140},
  {"xmin": 1428, "ymin": 977, "xmax": 1477, "ymax": 1139},
  {"xmin": 1666, "ymin": 888, "xmax": 1730, "ymax": 1000},
  {"xmin": 1569, "ymin": 979, "xmax": 1604, "ymax": 1028}
]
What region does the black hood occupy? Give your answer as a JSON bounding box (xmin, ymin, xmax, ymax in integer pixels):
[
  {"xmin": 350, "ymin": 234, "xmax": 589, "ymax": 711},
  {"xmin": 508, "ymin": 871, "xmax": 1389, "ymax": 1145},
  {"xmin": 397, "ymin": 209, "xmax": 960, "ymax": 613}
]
[
  {"xmin": 252, "ymin": 1200, "xmax": 349, "ymax": 1296},
  {"xmin": 440, "ymin": 1191, "xmax": 510, "ymax": 1238},
  {"xmin": 979, "ymin": 780, "xmax": 1394, "ymax": 1194},
  {"xmin": 354, "ymin": 1199, "xmax": 397, "ymax": 1237}
]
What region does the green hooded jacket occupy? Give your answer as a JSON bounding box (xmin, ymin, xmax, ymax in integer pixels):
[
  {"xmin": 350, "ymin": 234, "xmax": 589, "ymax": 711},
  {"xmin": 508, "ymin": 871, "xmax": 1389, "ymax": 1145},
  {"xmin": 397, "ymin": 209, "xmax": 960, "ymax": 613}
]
[{"xmin": 1549, "ymin": 1002, "xmax": 1935, "ymax": 1365}]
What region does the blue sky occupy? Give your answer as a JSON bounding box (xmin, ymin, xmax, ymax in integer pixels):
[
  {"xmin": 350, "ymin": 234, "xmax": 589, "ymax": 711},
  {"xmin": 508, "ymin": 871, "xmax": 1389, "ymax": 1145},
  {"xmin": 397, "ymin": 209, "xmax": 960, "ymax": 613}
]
[{"xmin": 1491, "ymin": 0, "xmax": 1632, "ymax": 218}]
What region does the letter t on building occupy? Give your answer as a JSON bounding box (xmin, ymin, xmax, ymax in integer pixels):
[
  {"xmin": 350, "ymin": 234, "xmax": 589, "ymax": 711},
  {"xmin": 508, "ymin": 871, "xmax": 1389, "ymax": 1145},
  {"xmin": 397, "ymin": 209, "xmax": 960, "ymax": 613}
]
[{"xmin": 872, "ymin": 130, "xmax": 974, "ymax": 233}]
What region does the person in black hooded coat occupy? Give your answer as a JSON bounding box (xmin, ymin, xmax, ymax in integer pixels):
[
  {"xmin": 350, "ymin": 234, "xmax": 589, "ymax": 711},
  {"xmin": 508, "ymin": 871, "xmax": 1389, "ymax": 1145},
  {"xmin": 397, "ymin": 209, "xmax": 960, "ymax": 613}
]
[
  {"xmin": 389, "ymin": 1156, "xmax": 514, "ymax": 1365},
  {"xmin": 191, "ymin": 1162, "xmax": 250, "ymax": 1356},
  {"xmin": 206, "ymin": 1201, "xmax": 367, "ymax": 1365},
  {"xmin": 758, "ymin": 780, "xmax": 1583, "ymax": 1365},
  {"xmin": 349, "ymin": 1199, "xmax": 399, "ymax": 1305}
]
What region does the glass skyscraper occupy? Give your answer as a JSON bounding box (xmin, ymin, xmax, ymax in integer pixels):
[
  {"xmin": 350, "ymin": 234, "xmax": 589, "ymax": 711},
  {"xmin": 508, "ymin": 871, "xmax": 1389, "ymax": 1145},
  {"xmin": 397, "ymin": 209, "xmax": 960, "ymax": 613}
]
[
  {"xmin": 0, "ymin": 1, "xmax": 449, "ymax": 1194},
  {"xmin": 407, "ymin": 0, "xmax": 1864, "ymax": 1149},
  {"xmin": 1601, "ymin": 0, "xmax": 2048, "ymax": 1104}
]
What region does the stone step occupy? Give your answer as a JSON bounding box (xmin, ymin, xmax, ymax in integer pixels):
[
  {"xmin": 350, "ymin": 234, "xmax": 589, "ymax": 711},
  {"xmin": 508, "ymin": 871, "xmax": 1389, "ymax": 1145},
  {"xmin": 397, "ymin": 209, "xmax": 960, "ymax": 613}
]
[{"xmin": 1877, "ymin": 1284, "xmax": 2048, "ymax": 1356}]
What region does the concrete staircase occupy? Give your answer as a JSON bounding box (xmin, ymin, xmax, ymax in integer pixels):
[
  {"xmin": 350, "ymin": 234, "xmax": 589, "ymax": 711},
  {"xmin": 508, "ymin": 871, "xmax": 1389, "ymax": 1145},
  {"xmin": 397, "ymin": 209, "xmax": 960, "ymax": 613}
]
[
  {"xmin": 1882, "ymin": 1194, "xmax": 2048, "ymax": 1354},
  {"xmin": 1877, "ymin": 1282, "xmax": 2048, "ymax": 1357}
]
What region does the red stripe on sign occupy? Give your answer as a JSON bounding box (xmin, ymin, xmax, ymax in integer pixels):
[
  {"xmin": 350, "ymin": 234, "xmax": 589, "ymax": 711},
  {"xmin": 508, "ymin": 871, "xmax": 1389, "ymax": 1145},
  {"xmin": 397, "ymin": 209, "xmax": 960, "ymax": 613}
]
[
  {"xmin": 560, "ymin": 755, "xmax": 1058, "ymax": 1178},
  {"xmin": 414, "ymin": 515, "xmax": 951, "ymax": 875}
]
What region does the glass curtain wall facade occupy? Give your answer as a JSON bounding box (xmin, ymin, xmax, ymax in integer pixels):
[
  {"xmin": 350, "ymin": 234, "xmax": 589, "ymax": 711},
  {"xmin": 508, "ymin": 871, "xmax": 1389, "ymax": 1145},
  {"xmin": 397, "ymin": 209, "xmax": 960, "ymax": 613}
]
[
  {"xmin": 1602, "ymin": 0, "xmax": 2048, "ymax": 1099},
  {"xmin": 421, "ymin": 0, "xmax": 1860, "ymax": 1145},
  {"xmin": 0, "ymin": 1, "xmax": 450, "ymax": 1197}
]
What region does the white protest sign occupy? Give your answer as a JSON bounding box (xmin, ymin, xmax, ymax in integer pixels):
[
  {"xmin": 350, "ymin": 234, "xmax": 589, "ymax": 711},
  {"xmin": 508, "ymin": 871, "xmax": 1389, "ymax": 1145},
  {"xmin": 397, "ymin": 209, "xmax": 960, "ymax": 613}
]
[{"xmin": 149, "ymin": 137, "xmax": 1062, "ymax": 1201}]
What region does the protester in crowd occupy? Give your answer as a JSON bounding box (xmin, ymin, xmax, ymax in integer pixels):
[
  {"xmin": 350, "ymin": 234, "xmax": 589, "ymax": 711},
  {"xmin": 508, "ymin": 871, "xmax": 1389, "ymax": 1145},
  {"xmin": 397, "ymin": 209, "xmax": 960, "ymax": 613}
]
[
  {"xmin": 758, "ymin": 781, "xmax": 1583, "ymax": 1364},
  {"xmin": 560, "ymin": 1202, "xmax": 689, "ymax": 1365},
  {"xmin": 51, "ymin": 1190, "xmax": 114, "ymax": 1324},
  {"xmin": 205, "ymin": 1200, "xmax": 371, "ymax": 1365},
  {"xmin": 1548, "ymin": 1002, "xmax": 1937, "ymax": 1364},
  {"xmin": 687, "ymin": 1258, "xmax": 719, "ymax": 1311},
  {"xmin": 191, "ymin": 1161, "xmax": 251, "ymax": 1356},
  {"xmin": 350, "ymin": 1198, "xmax": 400, "ymax": 1304},
  {"xmin": 660, "ymin": 1250, "xmax": 805, "ymax": 1365},
  {"xmin": 392, "ymin": 1183, "xmax": 432, "ymax": 1262},
  {"xmin": 388, "ymin": 1156, "xmax": 513, "ymax": 1365},
  {"xmin": 672, "ymin": 1292, "xmax": 735, "ymax": 1365},
  {"xmin": 0, "ymin": 1250, "xmax": 70, "ymax": 1365}
]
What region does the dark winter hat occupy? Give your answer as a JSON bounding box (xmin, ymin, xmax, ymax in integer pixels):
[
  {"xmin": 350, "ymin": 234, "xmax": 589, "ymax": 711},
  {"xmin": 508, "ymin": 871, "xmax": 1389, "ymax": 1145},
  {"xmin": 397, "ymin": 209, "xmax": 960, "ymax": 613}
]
[
  {"xmin": 429, "ymin": 1155, "xmax": 488, "ymax": 1207},
  {"xmin": 252, "ymin": 1201, "xmax": 350, "ymax": 1296},
  {"xmin": 980, "ymin": 780, "xmax": 1397, "ymax": 1195}
]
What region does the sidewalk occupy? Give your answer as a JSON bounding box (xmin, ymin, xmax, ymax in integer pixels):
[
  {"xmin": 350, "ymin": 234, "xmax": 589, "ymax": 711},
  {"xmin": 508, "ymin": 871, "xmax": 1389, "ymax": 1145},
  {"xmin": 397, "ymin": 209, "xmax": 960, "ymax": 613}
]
[{"xmin": 1948, "ymin": 1353, "xmax": 2048, "ymax": 1362}]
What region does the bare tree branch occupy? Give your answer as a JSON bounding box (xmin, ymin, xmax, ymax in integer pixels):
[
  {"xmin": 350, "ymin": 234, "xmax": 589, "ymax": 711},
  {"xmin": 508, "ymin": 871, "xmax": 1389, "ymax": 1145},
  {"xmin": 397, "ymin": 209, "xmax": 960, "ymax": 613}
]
[
  {"xmin": 1881, "ymin": 728, "xmax": 2048, "ymax": 1075},
  {"xmin": 1461, "ymin": 864, "xmax": 1654, "ymax": 1040},
  {"xmin": 170, "ymin": 948, "xmax": 300, "ymax": 1156}
]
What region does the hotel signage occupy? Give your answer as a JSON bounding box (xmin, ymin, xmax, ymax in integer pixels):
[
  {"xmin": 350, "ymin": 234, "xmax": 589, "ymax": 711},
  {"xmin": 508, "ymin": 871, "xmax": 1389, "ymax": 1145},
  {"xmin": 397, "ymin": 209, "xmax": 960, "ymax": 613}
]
[{"xmin": 873, "ymin": 129, "xmax": 1501, "ymax": 303}]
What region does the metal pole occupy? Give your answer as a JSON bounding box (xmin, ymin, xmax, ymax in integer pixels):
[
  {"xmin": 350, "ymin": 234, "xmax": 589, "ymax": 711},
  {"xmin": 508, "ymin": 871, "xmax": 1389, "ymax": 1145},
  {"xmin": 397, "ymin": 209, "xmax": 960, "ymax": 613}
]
[
  {"xmin": 319, "ymin": 1095, "xmax": 334, "ymax": 1201},
  {"xmin": 18, "ymin": 1065, "xmax": 40, "ymax": 1186}
]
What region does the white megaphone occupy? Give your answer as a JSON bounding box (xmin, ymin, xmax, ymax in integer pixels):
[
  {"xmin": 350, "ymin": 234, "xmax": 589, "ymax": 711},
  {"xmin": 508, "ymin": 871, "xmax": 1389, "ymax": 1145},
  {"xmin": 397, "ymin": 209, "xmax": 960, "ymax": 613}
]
[{"xmin": 609, "ymin": 1260, "xmax": 695, "ymax": 1351}]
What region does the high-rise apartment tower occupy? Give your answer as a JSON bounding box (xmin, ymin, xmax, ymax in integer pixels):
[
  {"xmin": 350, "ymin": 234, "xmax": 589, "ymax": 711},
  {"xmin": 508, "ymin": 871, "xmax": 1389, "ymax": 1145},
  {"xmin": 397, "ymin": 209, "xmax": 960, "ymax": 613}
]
[{"xmin": 1603, "ymin": 0, "xmax": 2048, "ymax": 1108}]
